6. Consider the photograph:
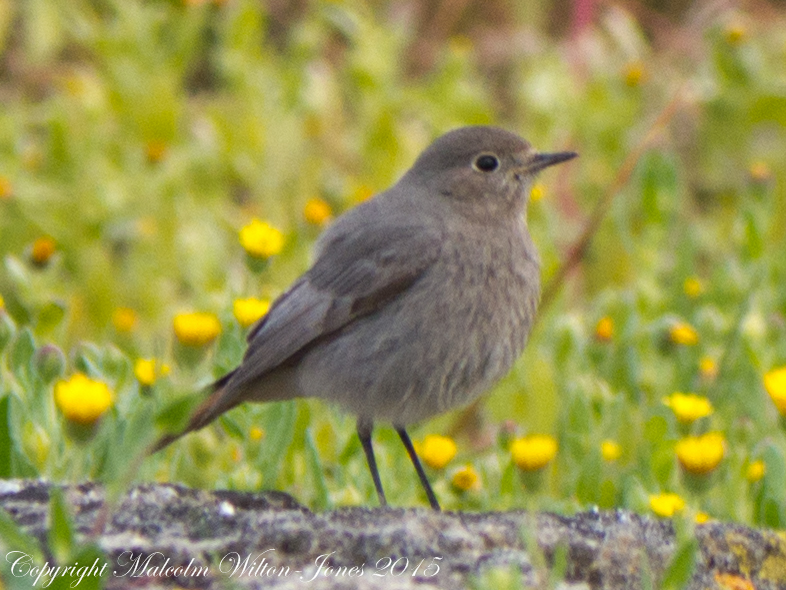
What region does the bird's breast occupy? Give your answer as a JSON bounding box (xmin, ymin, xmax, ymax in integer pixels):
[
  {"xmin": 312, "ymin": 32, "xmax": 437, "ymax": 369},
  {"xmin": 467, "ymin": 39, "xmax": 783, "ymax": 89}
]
[{"xmin": 412, "ymin": 222, "xmax": 540, "ymax": 413}]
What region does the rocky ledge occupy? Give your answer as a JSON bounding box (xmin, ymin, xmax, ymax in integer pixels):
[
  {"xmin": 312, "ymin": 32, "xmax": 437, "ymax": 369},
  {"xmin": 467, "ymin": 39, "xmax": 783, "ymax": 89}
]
[{"xmin": 0, "ymin": 480, "xmax": 785, "ymax": 589}]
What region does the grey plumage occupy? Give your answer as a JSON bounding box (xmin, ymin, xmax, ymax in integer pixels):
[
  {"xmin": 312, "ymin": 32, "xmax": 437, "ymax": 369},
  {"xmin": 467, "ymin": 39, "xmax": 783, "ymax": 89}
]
[{"xmin": 153, "ymin": 126, "xmax": 576, "ymax": 509}]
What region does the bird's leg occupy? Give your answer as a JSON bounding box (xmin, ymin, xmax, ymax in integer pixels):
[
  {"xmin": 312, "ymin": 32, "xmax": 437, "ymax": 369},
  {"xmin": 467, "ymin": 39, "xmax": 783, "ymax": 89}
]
[
  {"xmin": 396, "ymin": 427, "xmax": 441, "ymax": 511},
  {"xmin": 357, "ymin": 419, "xmax": 387, "ymax": 508}
]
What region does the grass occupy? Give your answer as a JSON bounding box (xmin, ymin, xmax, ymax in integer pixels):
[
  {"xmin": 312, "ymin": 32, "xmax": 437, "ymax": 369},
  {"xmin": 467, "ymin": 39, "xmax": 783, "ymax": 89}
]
[{"xmin": 1, "ymin": 0, "xmax": 786, "ymax": 548}]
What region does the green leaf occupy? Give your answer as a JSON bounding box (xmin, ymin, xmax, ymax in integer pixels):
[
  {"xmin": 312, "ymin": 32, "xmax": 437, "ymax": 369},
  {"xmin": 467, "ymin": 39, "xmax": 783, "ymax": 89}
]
[
  {"xmin": 0, "ymin": 500, "xmax": 42, "ymax": 559},
  {"xmin": 749, "ymin": 94, "xmax": 786, "ymax": 127},
  {"xmin": 638, "ymin": 150, "xmax": 678, "ymax": 224},
  {"xmin": 548, "ymin": 542, "xmax": 569, "ymax": 588},
  {"xmin": 219, "ymin": 413, "xmax": 245, "ymax": 439},
  {"xmin": 304, "ymin": 427, "xmax": 329, "ymax": 510},
  {"xmin": 338, "ymin": 431, "xmax": 361, "ymax": 464},
  {"xmin": 0, "ymin": 311, "xmax": 15, "ymax": 352},
  {"xmin": 3, "ymin": 258, "xmax": 33, "ymax": 320},
  {"xmin": 758, "ymin": 444, "xmax": 786, "ymax": 528},
  {"xmin": 259, "ymin": 401, "xmax": 297, "ymax": 488},
  {"xmin": 35, "ymin": 301, "xmax": 66, "ymax": 335},
  {"xmin": 56, "ymin": 545, "xmax": 108, "ymax": 590},
  {"xmin": 103, "ymin": 345, "xmax": 132, "ymax": 385},
  {"xmin": 9, "ymin": 328, "xmax": 36, "ymax": 388},
  {"xmin": 215, "ymin": 320, "xmax": 246, "ymax": 374},
  {"xmin": 155, "ymin": 395, "xmax": 202, "ymax": 435},
  {"xmin": 744, "ymin": 209, "xmax": 763, "ymax": 259},
  {"xmin": 639, "ymin": 551, "xmax": 655, "ymax": 590},
  {"xmin": 660, "ymin": 536, "xmax": 698, "ymax": 590},
  {"xmin": 73, "ymin": 342, "xmax": 108, "ymax": 379},
  {"xmin": 48, "ymin": 487, "xmax": 74, "ymax": 564},
  {"xmin": 566, "ymin": 394, "xmax": 592, "ymax": 436},
  {"xmin": 651, "ymin": 445, "xmax": 676, "ymax": 488},
  {"xmin": 0, "ymin": 396, "xmax": 11, "ymax": 478},
  {"xmin": 576, "ymin": 451, "xmax": 602, "ymax": 504},
  {"xmin": 598, "ymin": 479, "xmax": 617, "ymax": 509},
  {"xmin": 122, "ymin": 404, "xmax": 156, "ymax": 456},
  {"xmin": 2, "ymin": 393, "xmax": 38, "ymax": 478},
  {"xmin": 644, "ymin": 415, "xmax": 669, "ymax": 444},
  {"xmin": 499, "ymin": 462, "xmax": 516, "ymax": 500},
  {"xmin": 44, "ymin": 545, "xmax": 108, "ymax": 590}
]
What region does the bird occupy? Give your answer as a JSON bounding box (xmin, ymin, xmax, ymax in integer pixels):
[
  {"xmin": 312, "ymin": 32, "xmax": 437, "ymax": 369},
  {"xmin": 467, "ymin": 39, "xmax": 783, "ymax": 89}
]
[{"xmin": 152, "ymin": 126, "xmax": 576, "ymax": 510}]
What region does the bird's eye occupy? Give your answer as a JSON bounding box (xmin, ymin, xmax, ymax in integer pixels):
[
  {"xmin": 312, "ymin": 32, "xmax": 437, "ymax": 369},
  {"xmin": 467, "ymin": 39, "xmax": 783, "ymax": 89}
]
[{"xmin": 473, "ymin": 153, "xmax": 500, "ymax": 173}]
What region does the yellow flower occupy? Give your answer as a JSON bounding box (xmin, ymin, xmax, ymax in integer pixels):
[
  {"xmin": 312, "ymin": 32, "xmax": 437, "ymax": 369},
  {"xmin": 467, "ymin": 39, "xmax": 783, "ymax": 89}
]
[
  {"xmin": 134, "ymin": 359, "xmax": 170, "ymax": 387},
  {"xmin": 683, "ymin": 277, "xmax": 703, "ymax": 299},
  {"xmin": 746, "ymin": 460, "xmax": 765, "ymax": 483},
  {"xmin": 529, "ymin": 183, "xmax": 545, "ymax": 203},
  {"xmin": 350, "ymin": 182, "xmax": 374, "ymax": 204},
  {"xmin": 233, "ymin": 297, "xmax": 271, "ymax": 328},
  {"xmin": 699, "ymin": 357, "xmax": 718, "ymax": 381},
  {"xmin": 112, "ymin": 307, "xmax": 138, "ymax": 333},
  {"xmin": 303, "ymin": 114, "xmax": 321, "ymax": 138},
  {"xmin": 675, "ymin": 432, "xmax": 725, "ymax": 475},
  {"xmin": 31, "ymin": 237, "xmax": 56, "ymax": 267},
  {"xmin": 136, "ymin": 216, "xmax": 158, "ymax": 238},
  {"xmin": 145, "ymin": 140, "xmax": 167, "ymax": 163},
  {"xmin": 749, "ymin": 161, "xmax": 771, "ymax": 183},
  {"xmin": 725, "ymin": 23, "xmax": 746, "ymax": 45},
  {"xmin": 649, "ymin": 492, "xmax": 685, "ymax": 518},
  {"xmin": 595, "ymin": 316, "xmax": 614, "ymax": 342},
  {"xmin": 249, "ymin": 427, "xmax": 265, "ymax": 441},
  {"xmin": 623, "ymin": 61, "xmax": 646, "ymax": 87},
  {"xmin": 695, "ymin": 512, "xmax": 711, "ymax": 524},
  {"xmin": 662, "ymin": 392, "xmax": 713, "ymax": 424},
  {"xmin": 55, "ymin": 373, "xmax": 113, "ymax": 425},
  {"xmin": 22, "ymin": 145, "xmax": 42, "ymax": 171},
  {"xmin": 303, "ymin": 198, "xmax": 333, "ymax": 226},
  {"xmin": 419, "ymin": 434, "xmax": 457, "ymax": 469},
  {"xmin": 60, "ymin": 71, "xmax": 86, "ymax": 97},
  {"xmin": 715, "ymin": 573, "xmax": 755, "ymax": 590},
  {"xmin": 669, "ymin": 321, "xmax": 699, "ymax": 346},
  {"xmin": 510, "ymin": 434, "xmax": 558, "ymax": 471},
  {"xmin": 0, "ymin": 294, "xmax": 4, "ymax": 309},
  {"xmin": 0, "ymin": 176, "xmax": 12, "ymax": 200},
  {"xmin": 452, "ymin": 464, "xmax": 480, "ymax": 491},
  {"xmin": 764, "ymin": 366, "xmax": 786, "ymax": 415},
  {"xmin": 601, "ymin": 440, "xmax": 622, "ymax": 462},
  {"xmin": 448, "ymin": 35, "xmax": 473, "ymax": 56},
  {"xmin": 239, "ymin": 219, "xmax": 285, "ymax": 259},
  {"xmin": 173, "ymin": 312, "xmax": 221, "ymax": 347},
  {"xmin": 23, "ymin": 424, "xmax": 50, "ymax": 467}
]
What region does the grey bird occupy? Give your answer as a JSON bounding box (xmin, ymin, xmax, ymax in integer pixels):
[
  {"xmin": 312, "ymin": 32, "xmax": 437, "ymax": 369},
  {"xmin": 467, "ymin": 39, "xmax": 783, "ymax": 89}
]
[{"xmin": 153, "ymin": 126, "xmax": 576, "ymax": 510}]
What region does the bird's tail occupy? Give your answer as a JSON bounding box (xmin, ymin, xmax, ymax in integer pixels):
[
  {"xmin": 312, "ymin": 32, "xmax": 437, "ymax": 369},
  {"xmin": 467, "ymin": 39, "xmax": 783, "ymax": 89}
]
[{"xmin": 149, "ymin": 370, "xmax": 240, "ymax": 454}]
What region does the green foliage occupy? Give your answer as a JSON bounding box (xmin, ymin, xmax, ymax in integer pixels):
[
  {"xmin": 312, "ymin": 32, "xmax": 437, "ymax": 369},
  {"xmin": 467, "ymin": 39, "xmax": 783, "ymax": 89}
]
[
  {"xmin": 660, "ymin": 518, "xmax": 699, "ymax": 590},
  {"xmin": 755, "ymin": 443, "xmax": 786, "ymax": 528}
]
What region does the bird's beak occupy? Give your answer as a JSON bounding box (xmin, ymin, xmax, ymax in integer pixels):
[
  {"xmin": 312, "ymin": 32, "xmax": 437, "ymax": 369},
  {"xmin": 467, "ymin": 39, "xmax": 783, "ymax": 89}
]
[{"xmin": 523, "ymin": 151, "xmax": 578, "ymax": 174}]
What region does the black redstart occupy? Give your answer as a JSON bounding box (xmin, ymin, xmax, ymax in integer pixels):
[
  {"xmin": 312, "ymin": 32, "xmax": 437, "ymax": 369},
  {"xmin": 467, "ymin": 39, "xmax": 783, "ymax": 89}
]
[{"xmin": 154, "ymin": 126, "xmax": 576, "ymax": 510}]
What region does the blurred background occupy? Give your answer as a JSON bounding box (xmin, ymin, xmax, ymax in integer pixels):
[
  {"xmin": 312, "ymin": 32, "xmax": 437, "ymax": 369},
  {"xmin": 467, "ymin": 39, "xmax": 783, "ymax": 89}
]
[
  {"xmin": 2, "ymin": 0, "xmax": 783, "ymax": 344},
  {"xmin": 1, "ymin": 0, "xmax": 786, "ymax": 520}
]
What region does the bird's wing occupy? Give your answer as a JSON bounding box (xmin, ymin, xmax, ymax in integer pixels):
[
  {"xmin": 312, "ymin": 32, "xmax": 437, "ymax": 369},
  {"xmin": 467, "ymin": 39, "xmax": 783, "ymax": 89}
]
[{"xmin": 227, "ymin": 222, "xmax": 443, "ymax": 394}]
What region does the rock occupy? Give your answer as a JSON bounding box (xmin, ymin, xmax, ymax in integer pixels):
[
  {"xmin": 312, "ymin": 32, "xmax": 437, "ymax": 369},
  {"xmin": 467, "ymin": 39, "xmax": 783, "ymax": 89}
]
[{"xmin": 1, "ymin": 480, "xmax": 785, "ymax": 589}]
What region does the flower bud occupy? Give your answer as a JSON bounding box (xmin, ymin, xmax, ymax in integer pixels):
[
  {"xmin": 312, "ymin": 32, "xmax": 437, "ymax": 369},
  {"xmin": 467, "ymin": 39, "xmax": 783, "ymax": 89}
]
[{"xmin": 34, "ymin": 344, "xmax": 66, "ymax": 384}]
